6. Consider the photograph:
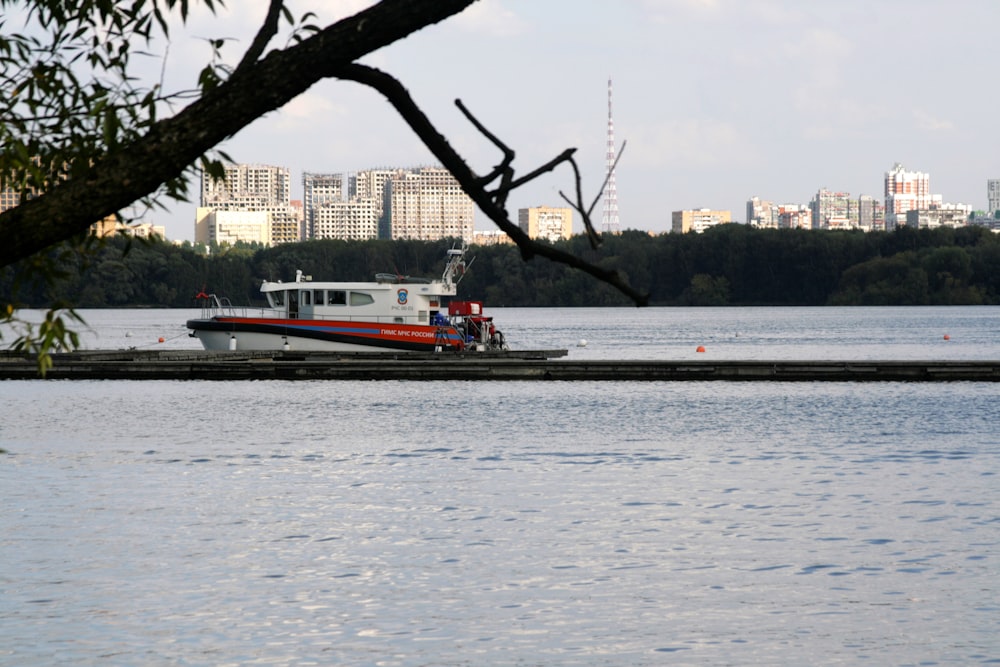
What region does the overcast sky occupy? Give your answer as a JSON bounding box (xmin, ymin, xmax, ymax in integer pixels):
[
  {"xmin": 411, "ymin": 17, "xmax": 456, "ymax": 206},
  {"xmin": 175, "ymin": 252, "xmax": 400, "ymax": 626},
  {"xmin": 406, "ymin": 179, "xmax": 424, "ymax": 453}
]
[{"xmin": 149, "ymin": 0, "xmax": 998, "ymax": 240}]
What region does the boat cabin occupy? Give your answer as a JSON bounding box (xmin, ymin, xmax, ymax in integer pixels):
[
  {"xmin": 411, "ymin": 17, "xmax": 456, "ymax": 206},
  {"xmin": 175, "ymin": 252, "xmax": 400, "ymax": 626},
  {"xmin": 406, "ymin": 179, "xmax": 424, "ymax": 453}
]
[{"xmin": 261, "ymin": 271, "xmax": 457, "ymax": 326}]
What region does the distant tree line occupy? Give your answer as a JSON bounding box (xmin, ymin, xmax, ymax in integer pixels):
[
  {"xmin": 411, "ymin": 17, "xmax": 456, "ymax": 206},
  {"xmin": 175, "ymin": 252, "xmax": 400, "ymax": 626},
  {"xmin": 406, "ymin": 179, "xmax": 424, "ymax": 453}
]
[{"xmin": 5, "ymin": 225, "xmax": 1000, "ymax": 309}]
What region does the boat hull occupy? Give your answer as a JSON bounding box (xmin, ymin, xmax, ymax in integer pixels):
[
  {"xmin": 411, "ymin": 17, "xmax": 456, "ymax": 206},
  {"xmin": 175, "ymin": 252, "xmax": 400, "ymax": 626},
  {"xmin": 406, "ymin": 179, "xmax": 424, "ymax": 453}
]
[{"xmin": 187, "ymin": 317, "xmax": 465, "ymax": 352}]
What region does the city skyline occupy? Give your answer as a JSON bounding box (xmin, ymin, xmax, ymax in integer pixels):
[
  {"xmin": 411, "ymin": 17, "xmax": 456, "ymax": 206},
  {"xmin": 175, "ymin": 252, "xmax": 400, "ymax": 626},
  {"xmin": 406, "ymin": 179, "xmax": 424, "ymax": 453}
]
[
  {"xmin": 197, "ymin": 164, "xmax": 480, "ymax": 245},
  {"xmin": 138, "ymin": 1, "xmax": 996, "ymax": 241},
  {"xmin": 191, "ymin": 157, "xmax": 996, "ymax": 243}
]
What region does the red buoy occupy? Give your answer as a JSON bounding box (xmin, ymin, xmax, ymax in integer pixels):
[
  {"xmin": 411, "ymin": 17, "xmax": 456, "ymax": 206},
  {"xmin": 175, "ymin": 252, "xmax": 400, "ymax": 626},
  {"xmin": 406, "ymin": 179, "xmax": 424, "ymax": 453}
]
[
  {"xmin": 696, "ymin": 345, "xmax": 706, "ymax": 353},
  {"xmin": 943, "ymin": 334, "xmax": 950, "ymax": 341}
]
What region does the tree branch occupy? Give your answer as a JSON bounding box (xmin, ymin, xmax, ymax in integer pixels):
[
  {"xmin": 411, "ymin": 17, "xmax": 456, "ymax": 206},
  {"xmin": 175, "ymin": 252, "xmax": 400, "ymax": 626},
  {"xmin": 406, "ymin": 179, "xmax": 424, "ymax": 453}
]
[{"xmin": 0, "ymin": 0, "xmax": 476, "ymax": 266}]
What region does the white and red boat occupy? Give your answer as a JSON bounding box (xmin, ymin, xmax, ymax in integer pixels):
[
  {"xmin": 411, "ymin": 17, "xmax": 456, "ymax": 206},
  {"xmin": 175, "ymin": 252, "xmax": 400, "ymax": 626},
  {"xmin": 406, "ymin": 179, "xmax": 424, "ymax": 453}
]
[{"xmin": 187, "ymin": 245, "xmax": 508, "ymax": 352}]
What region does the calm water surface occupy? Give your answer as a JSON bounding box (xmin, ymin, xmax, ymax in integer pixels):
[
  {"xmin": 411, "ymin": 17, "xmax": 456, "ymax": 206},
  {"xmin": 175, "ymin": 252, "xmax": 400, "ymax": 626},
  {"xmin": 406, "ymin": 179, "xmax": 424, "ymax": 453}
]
[{"xmin": 1, "ymin": 308, "xmax": 998, "ymax": 665}]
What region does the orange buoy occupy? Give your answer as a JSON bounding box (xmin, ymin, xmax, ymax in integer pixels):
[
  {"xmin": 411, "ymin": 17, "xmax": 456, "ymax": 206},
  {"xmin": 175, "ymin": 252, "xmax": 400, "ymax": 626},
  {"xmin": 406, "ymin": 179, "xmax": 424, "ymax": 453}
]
[
  {"xmin": 943, "ymin": 334, "xmax": 950, "ymax": 341},
  {"xmin": 158, "ymin": 337, "xmax": 165, "ymax": 343},
  {"xmin": 696, "ymin": 345, "xmax": 706, "ymax": 353}
]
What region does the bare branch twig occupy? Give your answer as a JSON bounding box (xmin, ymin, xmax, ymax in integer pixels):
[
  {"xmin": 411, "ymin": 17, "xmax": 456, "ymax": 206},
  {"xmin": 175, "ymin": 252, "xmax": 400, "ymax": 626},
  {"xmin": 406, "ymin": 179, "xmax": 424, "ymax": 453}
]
[
  {"xmin": 557, "ymin": 158, "xmax": 601, "ymax": 248},
  {"xmin": 559, "ymin": 139, "xmax": 626, "ymax": 249},
  {"xmin": 454, "ymin": 99, "xmax": 513, "ymax": 191}
]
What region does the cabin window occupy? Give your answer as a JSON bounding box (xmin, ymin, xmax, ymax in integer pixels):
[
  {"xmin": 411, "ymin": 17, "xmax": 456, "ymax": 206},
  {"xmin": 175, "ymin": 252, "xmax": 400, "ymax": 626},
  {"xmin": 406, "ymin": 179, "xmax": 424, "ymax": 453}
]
[
  {"xmin": 313, "ymin": 290, "xmax": 324, "ymax": 305},
  {"xmin": 270, "ymin": 291, "xmax": 285, "ymax": 307},
  {"xmin": 350, "ymin": 292, "xmax": 374, "ymax": 306},
  {"xmin": 327, "ymin": 290, "xmax": 346, "ymax": 306},
  {"xmin": 302, "ymin": 290, "xmax": 312, "ymax": 306}
]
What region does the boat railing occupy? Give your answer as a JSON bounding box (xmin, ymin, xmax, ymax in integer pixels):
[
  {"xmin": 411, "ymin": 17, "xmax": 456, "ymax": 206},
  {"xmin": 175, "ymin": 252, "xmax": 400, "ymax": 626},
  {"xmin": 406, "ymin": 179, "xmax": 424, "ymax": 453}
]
[{"xmin": 197, "ymin": 294, "xmax": 246, "ymax": 319}]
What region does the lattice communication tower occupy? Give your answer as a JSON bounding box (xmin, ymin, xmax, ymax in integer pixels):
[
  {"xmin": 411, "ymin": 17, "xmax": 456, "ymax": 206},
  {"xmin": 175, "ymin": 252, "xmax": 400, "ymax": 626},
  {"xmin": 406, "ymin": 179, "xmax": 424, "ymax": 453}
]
[{"xmin": 601, "ymin": 77, "xmax": 621, "ymax": 234}]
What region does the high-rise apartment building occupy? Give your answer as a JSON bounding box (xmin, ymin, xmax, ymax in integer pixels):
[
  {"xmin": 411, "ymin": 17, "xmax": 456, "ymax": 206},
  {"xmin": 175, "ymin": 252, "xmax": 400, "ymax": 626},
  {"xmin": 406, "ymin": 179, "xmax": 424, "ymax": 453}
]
[
  {"xmin": 304, "ymin": 171, "xmax": 384, "ymax": 241},
  {"xmin": 671, "ymin": 209, "xmax": 731, "ymax": 234},
  {"xmin": 747, "ymin": 197, "xmax": 779, "ymax": 229},
  {"xmin": 356, "ymin": 169, "xmax": 396, "ymax": 205},
  {"xmin": 905, "ymin": 204, "xmax": 971, "ymax": 229},
  {"xmin": 199, "ymin": 163, "xmax": 300, "ymax": 245},
  {"xmin": 196, "ymin": 209, "xmax": 271, "ymax": 246},
  {"xmin": 518, "ymin": 206, "xmax": 573, "ymax": 242},
  {"xmin": 988, "ymin": 179, "xmax": 1000, "ymax": 215},
  {"xmin": 778, "ymin": 204, "xmax": 811, "ymax": 230},
  {"xmin": 299, "ymin": 167, "xmax": 474, "ymax": 243},
  {"xmin": 313, "ymin": 200, "xmax": 381, "ymax": 240},
  {"xmin": 857, "ymin": 195, "xmax": 885, "ymax": 231},
  {"xmin": 884, "ymin": 163, "xmax": 932, "ymax": 230},
  {"xmin": 812, "ymin": 189, "xmax": 852, "ymax": 229},
  {"xmin": 379, "ymin": 166, "xmax": 473, "ymax": 242},
  {"xmin": 303, "ymin": 172, "xmax": 348, "ymax": 238}
]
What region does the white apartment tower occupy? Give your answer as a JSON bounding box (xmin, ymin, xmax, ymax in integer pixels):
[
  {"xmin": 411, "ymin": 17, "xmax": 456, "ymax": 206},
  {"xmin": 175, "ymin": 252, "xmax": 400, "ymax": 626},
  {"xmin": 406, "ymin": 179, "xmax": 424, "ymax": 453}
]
[
  {"xmin": 313, "ymin": 200, "xmax": 381, "ymax": 240},
  {"xmin": 884, "ymin": 163, "xmax": 931, "ymax": 230},
  {"xmin": 299, "ymin": 167, "xmax": 474, "ymax": 242},
  {"xmin": 747, "ymin": 197, "xmax": 779, "ymax": 229},
  {"xmin": 199, "ymin": 163, "xmax": 300, "ymax": 245},
  {"xmin": 988, "ymin": 179, "xmax": 1000, "ymax": 215},
  {"xmin": 380, "ymin": 166, "xmax": 473, "ymax": 242},
  {"xmin": 303, "ymin": 172, "xmax": 346, "ymax": 238},
  {"xmin": 812, "ymin": 189, "xmax": 852, "ymax": 229},
  {"xmin": 356, "ymin": 169, "xmax": 396, "ymax": 204}
]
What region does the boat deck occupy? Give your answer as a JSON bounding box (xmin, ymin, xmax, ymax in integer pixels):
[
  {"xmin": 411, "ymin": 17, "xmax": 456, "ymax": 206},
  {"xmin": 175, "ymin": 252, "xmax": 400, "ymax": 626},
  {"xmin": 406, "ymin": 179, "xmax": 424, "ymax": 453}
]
[{"xmin": 2, "ymin": 350, "xmax": 999, "ymax": 381}]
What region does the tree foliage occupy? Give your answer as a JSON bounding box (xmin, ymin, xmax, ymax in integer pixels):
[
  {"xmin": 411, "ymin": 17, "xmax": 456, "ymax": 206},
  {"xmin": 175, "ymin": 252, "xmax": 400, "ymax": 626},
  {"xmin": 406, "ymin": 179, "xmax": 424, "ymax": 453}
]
[{"xmin": 5, "ymin": 226, "xmax": 1000, "ymax": 311}]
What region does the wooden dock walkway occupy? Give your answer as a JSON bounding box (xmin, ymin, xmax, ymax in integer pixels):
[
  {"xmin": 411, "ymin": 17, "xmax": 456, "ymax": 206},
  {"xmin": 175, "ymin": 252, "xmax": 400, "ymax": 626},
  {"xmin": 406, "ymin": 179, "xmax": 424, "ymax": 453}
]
[{"xmin": 2, "ymin": 350, "xmax": 999, "ymax": 381}]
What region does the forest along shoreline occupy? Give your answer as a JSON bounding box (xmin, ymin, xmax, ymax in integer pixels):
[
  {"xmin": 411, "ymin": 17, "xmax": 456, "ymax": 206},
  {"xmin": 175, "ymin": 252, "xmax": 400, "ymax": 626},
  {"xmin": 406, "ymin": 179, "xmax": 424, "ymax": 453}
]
[{"xmin": 4, "ymin": 225, "xmax": 1000, "ymax": 309}]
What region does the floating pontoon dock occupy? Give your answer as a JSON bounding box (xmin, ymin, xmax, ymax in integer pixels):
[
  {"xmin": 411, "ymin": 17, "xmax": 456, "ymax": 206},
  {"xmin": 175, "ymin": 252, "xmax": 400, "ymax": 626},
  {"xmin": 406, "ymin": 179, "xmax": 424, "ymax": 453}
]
[{"xmin": 2, "ymin": 350, "xmax": 999, "ymax": 381}]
